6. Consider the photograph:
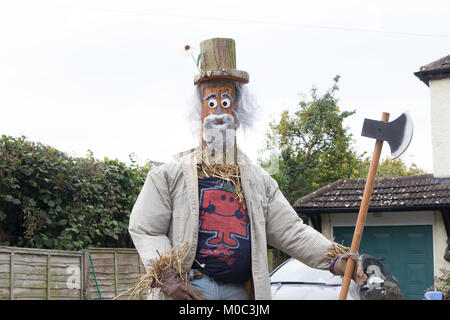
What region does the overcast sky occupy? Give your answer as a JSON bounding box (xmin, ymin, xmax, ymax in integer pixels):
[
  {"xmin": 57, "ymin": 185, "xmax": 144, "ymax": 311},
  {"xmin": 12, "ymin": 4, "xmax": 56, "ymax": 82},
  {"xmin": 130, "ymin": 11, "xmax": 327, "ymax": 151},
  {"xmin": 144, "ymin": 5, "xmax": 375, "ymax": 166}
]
[{"xmin": 1, "ymin": 0, "xmax": 450, "ymax": 173}]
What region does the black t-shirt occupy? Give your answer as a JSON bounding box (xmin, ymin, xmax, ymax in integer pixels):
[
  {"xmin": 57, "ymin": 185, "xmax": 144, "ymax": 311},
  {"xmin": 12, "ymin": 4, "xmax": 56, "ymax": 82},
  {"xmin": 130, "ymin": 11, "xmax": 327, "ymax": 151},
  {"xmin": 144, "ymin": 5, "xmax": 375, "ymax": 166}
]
[{"xmin": 192, "ymin": 177, "xmax": 252, "ymax": 283}]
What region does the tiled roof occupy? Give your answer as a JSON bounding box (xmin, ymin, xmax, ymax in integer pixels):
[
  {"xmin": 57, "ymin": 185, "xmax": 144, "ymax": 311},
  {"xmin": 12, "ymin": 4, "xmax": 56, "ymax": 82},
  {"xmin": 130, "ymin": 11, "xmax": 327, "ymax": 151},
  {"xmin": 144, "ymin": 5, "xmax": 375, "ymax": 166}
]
[
  {"xmin": 419, "ymin": 54, "xmax": 450, "ymax": 72},
  {"xmin": 414, "ymin": 54, "xmax": 450, "ymax": 86},
  {"xmin": 293, "ymin": 174, "xmax": 450, "ymax": 213}
]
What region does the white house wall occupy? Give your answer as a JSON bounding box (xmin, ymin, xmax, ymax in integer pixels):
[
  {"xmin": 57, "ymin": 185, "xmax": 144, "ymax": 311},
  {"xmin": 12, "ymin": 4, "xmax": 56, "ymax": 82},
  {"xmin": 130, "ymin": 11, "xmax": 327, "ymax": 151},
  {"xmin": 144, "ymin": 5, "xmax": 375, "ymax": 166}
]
[
  {"xmin": 433, "ymin": 211, "xmax": 449, "ymax": 277},
  {"xmin": 328, "ymin": 210, "xmax": 434, "ymax": 227},
  {"xmin": 429, "ymin": 77, "xmax": 450, "ymax": 178}
]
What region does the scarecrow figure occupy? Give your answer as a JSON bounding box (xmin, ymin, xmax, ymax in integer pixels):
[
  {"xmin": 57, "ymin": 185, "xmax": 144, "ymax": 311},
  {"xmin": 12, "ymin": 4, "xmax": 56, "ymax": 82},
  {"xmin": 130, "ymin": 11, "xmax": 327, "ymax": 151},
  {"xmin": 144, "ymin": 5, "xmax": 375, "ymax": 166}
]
[{"xmin": 128, "ymin": 38, "xmax": 367, "ymax": 300}]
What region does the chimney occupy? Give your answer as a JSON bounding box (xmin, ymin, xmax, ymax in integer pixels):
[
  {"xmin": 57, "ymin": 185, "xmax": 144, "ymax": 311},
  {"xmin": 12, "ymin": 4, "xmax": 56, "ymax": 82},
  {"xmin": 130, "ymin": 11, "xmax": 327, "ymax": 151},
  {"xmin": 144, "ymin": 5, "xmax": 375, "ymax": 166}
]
[{"xmin": 415, "ymin": 54, "xmax": 450, "ymax": 178}]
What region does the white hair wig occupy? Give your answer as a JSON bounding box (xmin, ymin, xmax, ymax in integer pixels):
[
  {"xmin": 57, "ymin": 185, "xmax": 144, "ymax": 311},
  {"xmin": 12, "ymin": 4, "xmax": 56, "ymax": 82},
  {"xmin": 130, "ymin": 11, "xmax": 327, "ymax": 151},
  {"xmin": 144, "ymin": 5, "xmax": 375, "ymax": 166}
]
[{"xmin": 188, "ymin": 82, "xmax": 261, "ymax": 138}]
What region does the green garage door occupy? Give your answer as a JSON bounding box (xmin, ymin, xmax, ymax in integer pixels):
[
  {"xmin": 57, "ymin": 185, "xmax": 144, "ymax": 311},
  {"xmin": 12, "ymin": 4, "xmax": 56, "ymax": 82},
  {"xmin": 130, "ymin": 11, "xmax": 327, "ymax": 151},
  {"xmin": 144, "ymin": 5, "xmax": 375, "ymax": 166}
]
[{"xmin": 333, "ymin": 225, "xmax": 434, "ymax": 300}]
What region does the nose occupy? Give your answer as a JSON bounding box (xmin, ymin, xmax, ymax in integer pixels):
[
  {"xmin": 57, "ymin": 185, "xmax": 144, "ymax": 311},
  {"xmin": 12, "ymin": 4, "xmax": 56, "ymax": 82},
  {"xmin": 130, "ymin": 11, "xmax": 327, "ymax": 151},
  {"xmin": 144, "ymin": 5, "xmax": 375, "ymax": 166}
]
[{"xmin": 214, "ymin": 106, "xmax": 223, "ymax": 115}]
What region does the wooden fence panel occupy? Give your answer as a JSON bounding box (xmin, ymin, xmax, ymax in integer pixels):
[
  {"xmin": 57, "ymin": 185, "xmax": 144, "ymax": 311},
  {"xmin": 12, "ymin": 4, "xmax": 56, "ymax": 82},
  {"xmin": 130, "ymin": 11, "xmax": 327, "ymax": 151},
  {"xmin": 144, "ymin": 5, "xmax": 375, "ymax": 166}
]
[
  {"xmin": 0, "ymin": 246, "xmax": 84, "ymax": 300},
  {"xmin": 85, "ymin": 248, "xmax": 145, "ymax": 300},
  {"xmin": 0, "ymin": 246, "xmax": 146, "ymax": 300}
]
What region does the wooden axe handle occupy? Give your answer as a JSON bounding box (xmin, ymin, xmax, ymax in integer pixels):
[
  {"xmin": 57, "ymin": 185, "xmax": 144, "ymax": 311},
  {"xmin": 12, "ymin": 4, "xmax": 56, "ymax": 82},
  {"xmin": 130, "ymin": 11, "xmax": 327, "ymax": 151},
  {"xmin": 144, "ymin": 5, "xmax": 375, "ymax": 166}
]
[{"xmin": 338, "ymin": 112, "xmax": 390, "ymax": 300}]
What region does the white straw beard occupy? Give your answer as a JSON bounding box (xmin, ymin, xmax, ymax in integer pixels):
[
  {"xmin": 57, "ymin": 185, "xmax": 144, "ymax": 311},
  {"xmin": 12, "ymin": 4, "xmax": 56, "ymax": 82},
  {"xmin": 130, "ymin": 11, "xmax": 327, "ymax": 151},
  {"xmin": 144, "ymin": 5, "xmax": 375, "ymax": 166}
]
[{"xmin": 202, "ymin": 114, "xmax": 236, "ymax": 152}]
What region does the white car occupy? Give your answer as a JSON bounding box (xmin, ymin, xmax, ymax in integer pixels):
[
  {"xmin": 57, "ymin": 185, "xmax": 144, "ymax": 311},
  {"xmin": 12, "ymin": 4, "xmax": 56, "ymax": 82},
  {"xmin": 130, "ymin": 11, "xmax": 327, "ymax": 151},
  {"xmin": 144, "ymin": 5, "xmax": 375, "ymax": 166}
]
[
  {"xmin": 270, "ymin": 255, "xmax": 404, "ymax": 300},
  {"xmin": 270, "ymin": 258, "xmax": 358, "ymax": 300}
]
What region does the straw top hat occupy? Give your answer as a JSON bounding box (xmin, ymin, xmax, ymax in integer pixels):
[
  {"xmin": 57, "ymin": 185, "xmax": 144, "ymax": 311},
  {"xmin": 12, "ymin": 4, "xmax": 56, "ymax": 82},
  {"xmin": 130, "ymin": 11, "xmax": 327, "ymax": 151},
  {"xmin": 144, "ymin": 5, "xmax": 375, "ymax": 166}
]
[{"xmin": 193, "ymin": 38, "xmax": 249, "ymax": 85}]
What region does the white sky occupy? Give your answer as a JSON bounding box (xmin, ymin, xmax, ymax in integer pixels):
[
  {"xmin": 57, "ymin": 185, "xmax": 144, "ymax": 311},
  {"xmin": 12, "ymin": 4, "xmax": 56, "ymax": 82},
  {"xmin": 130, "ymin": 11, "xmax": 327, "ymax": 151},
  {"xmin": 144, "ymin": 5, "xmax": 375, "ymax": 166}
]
[{"xmin": 1, "ymin": 0, "xmax": 450, "ymax": 173}]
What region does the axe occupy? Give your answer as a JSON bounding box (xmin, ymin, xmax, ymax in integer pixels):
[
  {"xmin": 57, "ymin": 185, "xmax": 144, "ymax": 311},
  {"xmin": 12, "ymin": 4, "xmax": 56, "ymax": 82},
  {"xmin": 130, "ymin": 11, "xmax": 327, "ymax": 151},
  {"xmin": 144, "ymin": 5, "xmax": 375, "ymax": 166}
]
[{"xmin": 338, "ymin": 111, "xmax": 413, "ymax": 300}]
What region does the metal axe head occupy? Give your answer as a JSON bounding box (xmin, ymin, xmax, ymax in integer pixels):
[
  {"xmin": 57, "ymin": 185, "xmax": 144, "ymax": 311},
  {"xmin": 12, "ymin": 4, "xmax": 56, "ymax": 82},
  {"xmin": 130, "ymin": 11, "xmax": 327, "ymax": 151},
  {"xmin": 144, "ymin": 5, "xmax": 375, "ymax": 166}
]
[{"xmin": 361, "ymin": 112, "xmax": 414, "ymax": 159}]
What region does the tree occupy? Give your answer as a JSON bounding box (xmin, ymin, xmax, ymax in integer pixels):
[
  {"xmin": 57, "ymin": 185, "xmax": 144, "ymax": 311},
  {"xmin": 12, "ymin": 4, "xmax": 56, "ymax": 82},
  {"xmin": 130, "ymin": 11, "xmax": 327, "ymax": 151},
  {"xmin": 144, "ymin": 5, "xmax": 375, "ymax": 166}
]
[
  {"xmin": 260, "ymin": 75, "xmax": 362, "ymax": 204},
  {"xmin": 356, "ymin": 157, "xmax": 427, "ymax": 178}
]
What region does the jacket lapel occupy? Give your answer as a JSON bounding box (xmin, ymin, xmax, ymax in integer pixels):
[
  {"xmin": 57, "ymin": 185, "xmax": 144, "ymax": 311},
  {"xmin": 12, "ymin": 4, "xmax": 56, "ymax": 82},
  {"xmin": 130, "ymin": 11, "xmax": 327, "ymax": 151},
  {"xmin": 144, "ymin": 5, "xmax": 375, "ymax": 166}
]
[{"xmin": 180, "ymin": 148, "xmax": 200, "ymax": 223}]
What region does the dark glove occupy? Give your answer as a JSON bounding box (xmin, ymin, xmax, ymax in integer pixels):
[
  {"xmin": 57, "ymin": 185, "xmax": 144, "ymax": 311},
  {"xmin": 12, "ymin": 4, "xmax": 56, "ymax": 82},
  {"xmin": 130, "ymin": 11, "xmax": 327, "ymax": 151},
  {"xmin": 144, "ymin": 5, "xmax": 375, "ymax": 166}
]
[
  {"xmin": 158, "ymin": 268, "xmax": 206, "ymax": 300},
  {"xmin": 330, "ymin": 251, "xmax": 368, "ymax": 286}
]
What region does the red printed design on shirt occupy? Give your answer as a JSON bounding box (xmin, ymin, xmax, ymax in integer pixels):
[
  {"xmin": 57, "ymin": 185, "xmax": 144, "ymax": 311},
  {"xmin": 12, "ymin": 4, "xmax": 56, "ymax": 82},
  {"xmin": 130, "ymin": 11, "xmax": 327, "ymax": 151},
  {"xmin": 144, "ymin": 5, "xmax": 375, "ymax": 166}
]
[
  {"xmin": 194, "ymin": 177, "xmax": 252, "ymax": 282},
  {"xmin": 199, "ymin": 189, "xmax": 249, "ymax": 250}
]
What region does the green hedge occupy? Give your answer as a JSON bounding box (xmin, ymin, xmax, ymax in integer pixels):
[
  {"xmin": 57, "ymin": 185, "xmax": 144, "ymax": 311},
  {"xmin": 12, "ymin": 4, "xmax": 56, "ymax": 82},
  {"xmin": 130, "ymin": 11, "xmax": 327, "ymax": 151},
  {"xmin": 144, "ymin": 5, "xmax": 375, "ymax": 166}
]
[{"xmin": 0, "ymin": 135, "xmax": 151, "ymax": 250}]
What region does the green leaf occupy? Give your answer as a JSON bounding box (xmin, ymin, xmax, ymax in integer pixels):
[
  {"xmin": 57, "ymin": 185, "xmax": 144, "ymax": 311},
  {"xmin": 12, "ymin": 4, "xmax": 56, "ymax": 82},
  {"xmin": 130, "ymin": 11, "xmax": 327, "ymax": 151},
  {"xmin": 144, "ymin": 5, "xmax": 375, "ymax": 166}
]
[
  {"xmin": 223, "ymin": 183, "xmax": 234, "ymax": 193},
  {"xmin": 196, "ymin": 50, "xmax": 205, "ymax": 67},
  {"xmin": 4, "ymin": 195, "xmax": 20, "ymax": 205}
]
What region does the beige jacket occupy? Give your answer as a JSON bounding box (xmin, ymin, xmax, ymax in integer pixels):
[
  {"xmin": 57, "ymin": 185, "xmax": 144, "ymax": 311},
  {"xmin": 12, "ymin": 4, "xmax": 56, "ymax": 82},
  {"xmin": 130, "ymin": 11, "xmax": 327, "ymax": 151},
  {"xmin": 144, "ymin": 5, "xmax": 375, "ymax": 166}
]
[{"xmin": 128, "ymin": 148, "xmax": 333, "ymax": 300}]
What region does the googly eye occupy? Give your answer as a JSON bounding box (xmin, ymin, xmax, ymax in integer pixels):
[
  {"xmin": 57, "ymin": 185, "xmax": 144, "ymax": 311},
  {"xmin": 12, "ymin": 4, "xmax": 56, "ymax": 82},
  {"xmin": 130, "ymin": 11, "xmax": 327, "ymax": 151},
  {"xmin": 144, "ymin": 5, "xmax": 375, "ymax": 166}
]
[
  {"xmin": 221, "ymin": 98, "xmax": 231, "ymax": 108},
  {"xmin": 208, "ymin": 99, "xmax": 218, "ymax": 108}
]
